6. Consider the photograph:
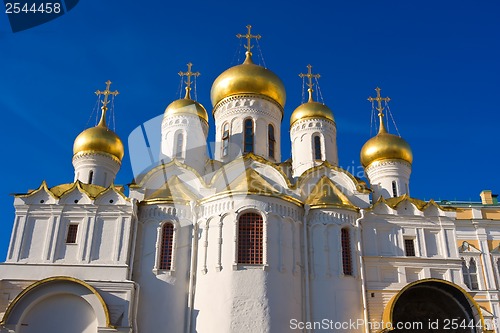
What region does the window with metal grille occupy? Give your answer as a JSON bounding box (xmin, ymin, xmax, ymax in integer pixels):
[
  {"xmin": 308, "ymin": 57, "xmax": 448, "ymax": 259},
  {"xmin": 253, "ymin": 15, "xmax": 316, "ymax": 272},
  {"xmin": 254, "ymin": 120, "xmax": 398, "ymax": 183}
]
[
  {"xmin": 341, "ymin": 228, "xmax": 352, "ymax": 276},
  {"xmin": 238, "ymin": 213, "xmax": 263, "ymax": 264},
  {"xmin": 404, "ymin": 239, "xmax": 415, "ymax": 256},
  {"xmin": 222, "ymin": 122, "xmax": 230, "ymax": 156},
  {"xmin": 268, "ymin": 124, "xmax": 275, "ymax": 159},
  {"xmin": 159, "ymin": 223, "xmax": 174, "ymax": 270},
  {"xmin": 244, "ymin": 119, "xmax": 254, "ymax": 153},
  {"xmin": 392, "ymin": 181, "xmax": 398, "ymax": 197},
  {"xmin": 313, "ymin": 135, "xmax": 322, "ymax": 160},
  {"xmin": 66, "ymin": 224, "xmax": 78, "ymax": 244},
  {"xmin": 175, "ymin": 132, "xmax": 184, "ymax": 158}
]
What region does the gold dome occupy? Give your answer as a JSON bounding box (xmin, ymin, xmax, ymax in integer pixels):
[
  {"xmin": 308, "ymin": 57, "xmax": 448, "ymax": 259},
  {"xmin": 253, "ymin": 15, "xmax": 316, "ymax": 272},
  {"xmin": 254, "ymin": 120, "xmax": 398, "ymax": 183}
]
[
  {"xmin": 360, "ymin": 129, "xmax": 413, "ymax": 167},
  {"xmin": 164, "ymin": 97, "xmax": 209, "ymax": 123},
  {"xmin": 73, "ymin": 116, "xmax": 124, "ymax": 161},
  {"xmin": 210, "ymin": 53, "xmax": 286, "ymax": 108},
  {"xmin": 290, "ymin": 101, "xmax": 334, "ymax": 127}
]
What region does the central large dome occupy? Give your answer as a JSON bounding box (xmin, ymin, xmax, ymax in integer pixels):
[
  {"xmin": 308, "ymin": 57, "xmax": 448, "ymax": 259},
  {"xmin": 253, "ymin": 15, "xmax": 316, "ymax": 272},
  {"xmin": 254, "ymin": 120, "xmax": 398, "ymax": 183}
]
[{"xmin": 210, "ymin": 53, "xmax": 286, "ymax": 108}]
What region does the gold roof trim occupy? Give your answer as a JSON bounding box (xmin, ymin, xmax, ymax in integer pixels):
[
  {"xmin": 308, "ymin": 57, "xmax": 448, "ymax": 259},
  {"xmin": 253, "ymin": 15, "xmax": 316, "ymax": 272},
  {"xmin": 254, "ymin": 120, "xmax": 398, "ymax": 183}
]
[
  {"xmin": 296, "ymin": 160, "xmax": 371, "ymax": 194},
  {"xmin": 130, "ymin": 158, "xmax": 208, "ymax": 189},
  {"xmin": 208, "ymin": 152, "xmax": 293, "ymax": 188},
  {"xmin": 201, "ymin": 168, "xmax": 301, "ymax": 206},
  {"xmin": 14, "ymin": 181, "xmax": 128, "ymax": 201},
  {"xmin": 0, "ymin": 276, "xmax": 114, "ymax": 328},
  {"xmin": 142, "ymin": 175, "xmax": 196, "ymax": 204},
  {"xmin": 305, "ymin": 176, "xmax": 358, "ymax": 211},
  {"xmin": 370, "ymin": 194, "xmax": 455, "ymax": 212}
]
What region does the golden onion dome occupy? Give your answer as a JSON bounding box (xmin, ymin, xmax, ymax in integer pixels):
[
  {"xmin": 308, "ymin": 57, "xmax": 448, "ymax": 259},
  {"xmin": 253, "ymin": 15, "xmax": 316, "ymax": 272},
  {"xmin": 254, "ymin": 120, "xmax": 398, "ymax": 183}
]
[
  {"xmin": 290, "ymin": 101, "xmax": 334, "ymax": 127},
  {"xmin": 164, "ymin": 94, "xmax": 209, "ymax": 123},
  {"xmin": 360, "ymin": 123, "xmax": 412, "ymax": 168},
  {"xmin": 210, "ymin": 52, "xmax": 286, "ymax": 108},
  {"xmin": 73, "ymin": 113, "xmax": 124, "ymax": 161}
]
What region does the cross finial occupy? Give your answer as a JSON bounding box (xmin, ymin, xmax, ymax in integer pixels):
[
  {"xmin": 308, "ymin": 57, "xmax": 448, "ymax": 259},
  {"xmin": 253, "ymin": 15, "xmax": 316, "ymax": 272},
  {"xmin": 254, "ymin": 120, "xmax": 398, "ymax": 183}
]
[
  {"xmin": 95, "ymin": 80, "xmax": 119, "ymax": 127},
  {"xmin": 299, "ymin": 64, "xmax": 321, "ymax": 102},
  {"xmin": 368, "ymin": 87, "xmax": 390, "ymax": 133},
  {"xmin": 236, "ymin": 25, "xmax": 261, "ymax": 63},
  {"xmin": 178, "ymin": 62, "xmax": 200, "ymax": 99}
]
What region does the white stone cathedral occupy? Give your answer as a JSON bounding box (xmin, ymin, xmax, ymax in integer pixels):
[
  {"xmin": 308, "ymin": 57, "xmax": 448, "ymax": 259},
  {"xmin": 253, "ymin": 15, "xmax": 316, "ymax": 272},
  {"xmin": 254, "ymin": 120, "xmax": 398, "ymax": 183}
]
[{"xmin": 1, "ymin": 27, "xmax": 500, "ymax": 333}]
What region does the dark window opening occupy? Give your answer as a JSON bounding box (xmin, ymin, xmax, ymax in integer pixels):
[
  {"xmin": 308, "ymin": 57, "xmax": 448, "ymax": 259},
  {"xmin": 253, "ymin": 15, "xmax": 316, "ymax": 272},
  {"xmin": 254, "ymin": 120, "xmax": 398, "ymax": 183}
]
[
  {"xmin": 160, "ymin": 223, "xmax": 174, "ymax": 270},
  {"xmin": 244, "ymin": 119, "xmax": 254, "ymax": 153}
]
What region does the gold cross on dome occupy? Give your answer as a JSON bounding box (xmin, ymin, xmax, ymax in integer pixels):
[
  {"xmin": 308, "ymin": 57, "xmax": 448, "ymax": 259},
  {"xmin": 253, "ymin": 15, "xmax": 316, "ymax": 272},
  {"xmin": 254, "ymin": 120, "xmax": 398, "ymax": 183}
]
[
  {"xmin": 299, "ymin": 64, "xmax": 321, "ymax": 102},
  {"xmin": 236, "ymin": 25, "xmax": 261, "ymax": 52},
  {"xmin": 367, "ymin": 87, "xmax": 390, "ymax": 116},
  {"xmin": 178, "ymin": 62, "xmax": 200, "ymax": 99},
  {"xmin": 95, "ymin": 80, "xmax": 119, "ymax": 109}
]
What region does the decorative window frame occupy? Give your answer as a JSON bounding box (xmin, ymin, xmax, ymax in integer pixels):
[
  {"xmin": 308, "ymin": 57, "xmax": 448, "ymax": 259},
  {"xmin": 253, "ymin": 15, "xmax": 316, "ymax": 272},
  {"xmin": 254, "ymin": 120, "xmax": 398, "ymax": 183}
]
[
  {"xmin": 459, "ymin": 241, "xmax": 482, "ymax": 291},
  {"xmin": 232, "ymin": 208, "xmax": 268, "ymax": 271},
  {"xmin": 153, "ymin": 220, "xmax": 178, "ymax": 276},
  {"xmin": 490, "ymin": 246, "xmax": 500, "ymax": 288}
]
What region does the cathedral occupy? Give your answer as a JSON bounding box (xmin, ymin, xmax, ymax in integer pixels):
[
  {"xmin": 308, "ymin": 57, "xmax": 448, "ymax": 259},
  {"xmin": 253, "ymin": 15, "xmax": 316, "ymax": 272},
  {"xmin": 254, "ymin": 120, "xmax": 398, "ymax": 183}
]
[{"xmin": 1, "ymin": 26, "xmax": 500, "ymax": 333}]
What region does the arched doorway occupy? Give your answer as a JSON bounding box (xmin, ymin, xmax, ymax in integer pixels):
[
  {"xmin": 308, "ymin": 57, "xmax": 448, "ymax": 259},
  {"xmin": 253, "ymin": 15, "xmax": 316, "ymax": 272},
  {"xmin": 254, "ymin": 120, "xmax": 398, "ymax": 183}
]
[{"xmin": 385, "ymin": 279, "xmax": 483, "ymax": 333}]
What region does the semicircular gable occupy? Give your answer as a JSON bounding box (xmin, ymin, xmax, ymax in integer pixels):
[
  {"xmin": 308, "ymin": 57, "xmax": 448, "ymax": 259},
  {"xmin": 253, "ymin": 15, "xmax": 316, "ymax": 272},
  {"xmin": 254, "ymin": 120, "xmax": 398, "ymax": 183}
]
[{"xmin": 1, "ymin": 276, "xmax": 112, "ymax": 328}]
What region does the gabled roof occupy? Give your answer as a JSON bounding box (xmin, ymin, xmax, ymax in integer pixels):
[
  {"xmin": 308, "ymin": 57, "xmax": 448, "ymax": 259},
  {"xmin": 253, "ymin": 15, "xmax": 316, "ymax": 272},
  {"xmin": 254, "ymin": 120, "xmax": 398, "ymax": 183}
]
[
  {"xmin": 305, "ymin": 176, "xmax": 357, "ymax": 210},
  {"xmin": 371, "ymin": 194, "xmax": 454, "ymax": 212},
  {"xmin": 14, "ymin": 180, "xmax": 128, "ymax": 201},
  {"xmin": 143, "ymin": 175, "xmax": 196, "ymax": 204}
]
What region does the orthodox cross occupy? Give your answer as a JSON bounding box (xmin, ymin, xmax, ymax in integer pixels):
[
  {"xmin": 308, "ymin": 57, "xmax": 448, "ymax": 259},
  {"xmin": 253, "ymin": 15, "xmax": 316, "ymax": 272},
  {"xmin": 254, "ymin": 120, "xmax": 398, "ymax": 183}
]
[
  {"xmin": 236, "ymin": 25, "xmax": 261, "ymax": 53},
  {"xmin": 95, "ymin": 80, "xmax": 119, "ymax": 110},
  {"xmin": 367, "ymin": 87, "xmax": 390, "ymax": 116},
  {"xmin": 178, "ymin": 62, "xmax": 200, "ymax": 99},
  {"xmin": 299, "ymin": 64, "xmax": 321, "ymax": 102}
]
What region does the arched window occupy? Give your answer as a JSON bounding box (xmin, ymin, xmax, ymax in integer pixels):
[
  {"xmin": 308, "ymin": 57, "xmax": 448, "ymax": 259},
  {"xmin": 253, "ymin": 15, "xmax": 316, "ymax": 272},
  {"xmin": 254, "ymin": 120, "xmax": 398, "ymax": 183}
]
[
  {"xmin": 341, "ymin": 228, "xmax": 352, "ymax": 276},
  {"xmin": 175, "ymin": 132, "xmax": 184, "ymax": 158},
  {"xmin": 244, "ymin": 119, "xmax": 254, "ymax": 153},
  {"xmin": 88, "ymin": 171, "xmax": 93, "ymax": 184},
  {"xmin": 222, "ymin": 122, "xmax": 230, "ymax": 157},
  {"xmin": 462, "ymin": 257, "xmax": 479, "ymax": 290},
  {"xmin": 238, "ymin": 212, "xmax": 263, "ymax": 264},
  {"xmin": 313, "ymin": 135, "xmax": 322, "ymax": 160},
  {"xmin": 268, "ymin": 124, "xmax": 275, "ymax": 159},
  {"xmin": 159, "ymin": 223, "xmax": 174, "ymax": 270},
  {"xmin": 392, "ymin": 181, "xmax": 398, "ymax": 197}
]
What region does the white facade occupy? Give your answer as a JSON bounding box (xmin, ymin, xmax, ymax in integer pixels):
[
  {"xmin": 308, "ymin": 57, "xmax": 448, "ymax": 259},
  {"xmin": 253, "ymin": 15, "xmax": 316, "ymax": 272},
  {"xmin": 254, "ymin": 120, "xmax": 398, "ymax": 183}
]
[
  {"xmin": 290, "ymin": 117, "xmax": 338, "ymax": 177},
  {"xmin": 1, "ymin": 34, "xmax": 500, "ymax": 333}
]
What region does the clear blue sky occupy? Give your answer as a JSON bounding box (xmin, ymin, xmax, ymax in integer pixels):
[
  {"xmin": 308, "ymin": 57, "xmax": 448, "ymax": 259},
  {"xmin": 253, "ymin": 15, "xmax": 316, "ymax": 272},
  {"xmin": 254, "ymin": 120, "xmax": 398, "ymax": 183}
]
[{"xmin": 1, "ymin": 1, "xmax": 499, "ymax": 260}]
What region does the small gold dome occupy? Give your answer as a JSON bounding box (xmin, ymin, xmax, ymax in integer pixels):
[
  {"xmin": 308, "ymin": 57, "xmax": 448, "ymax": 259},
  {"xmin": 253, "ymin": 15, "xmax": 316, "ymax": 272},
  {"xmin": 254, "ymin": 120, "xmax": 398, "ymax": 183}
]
[
  {"xmin": 164, "ymin": 98, "xmax": 209, "ymax": 123},
  {"xmin": 210, "ymin": 53, "xmax": 286, "ymax": 108},
  {"xmin": 73, "ymin": 120, "xmax": 124, "ymax": 161},
  {"xmin": 360, "ymin": 131, "xmax": 413, "ymax": 167},
  {"xmin": 290, "ymin": 101, "xmax": 334, "ymax": 127}
]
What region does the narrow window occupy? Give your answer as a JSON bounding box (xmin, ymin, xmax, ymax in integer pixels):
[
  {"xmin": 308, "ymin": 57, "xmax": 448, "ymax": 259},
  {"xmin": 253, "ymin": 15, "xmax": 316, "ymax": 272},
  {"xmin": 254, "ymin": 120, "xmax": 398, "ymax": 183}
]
[
  {"xmin": 268, "ymin": 124, "xmax": 275, "ymax": 159},
  {"xmin": 66, "ymin": 224, "xmax": 78, "ymax": 244},
  {"xmin": 238, "ymin": 212, "xmax": 263, "ymax": 264},
  {"xmin": 222, "ymin": 122, "xmax": 230, "ymax": 157},
  {"xmin": 404, "ymin": 239, "xmax": 416, "ymax": 256},
  {"xmin": 313, "ymin": 135, "xmax": 322, "ymax": 160},
  {"xmin": 341, "ymin": 228, "xmax": 352, "ymax": 276},
  {"xmin": 159, "ymin": 223, "xmax": 174, "ymax": 270},
  {"xmin": 88, "ymin": 171, "xmax": 93, "ymax": 184},
  {"xmin": 392, "ymin": 181, "xmax": 398, "ymax": 197},
  {"xmin": 244, "ymin": 119, "xmax": 254, "ymax": 153},
  {"xmin": 469, "ymin": 258, "xmax": 479, "ymax": 290},
  {"xmin": 175, "ymin": 132, "xmax": 184, "ymax": 158}
]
